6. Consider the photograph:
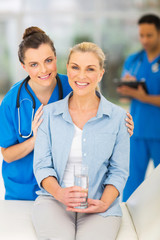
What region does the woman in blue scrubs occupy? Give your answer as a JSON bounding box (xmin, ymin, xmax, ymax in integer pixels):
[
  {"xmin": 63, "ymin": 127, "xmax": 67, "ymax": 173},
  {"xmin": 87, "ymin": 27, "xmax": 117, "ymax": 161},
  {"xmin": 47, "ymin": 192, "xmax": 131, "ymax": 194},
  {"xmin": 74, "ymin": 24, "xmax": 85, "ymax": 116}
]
[{"xmin": 0, "ymin": 27, "xmax": 134, "ymax": 200}]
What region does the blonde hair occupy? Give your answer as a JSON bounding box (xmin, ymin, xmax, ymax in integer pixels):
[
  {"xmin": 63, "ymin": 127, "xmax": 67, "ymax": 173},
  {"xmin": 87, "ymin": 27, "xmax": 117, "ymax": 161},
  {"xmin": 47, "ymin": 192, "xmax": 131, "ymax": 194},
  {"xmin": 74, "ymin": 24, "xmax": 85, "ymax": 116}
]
[
  {"xmin": 67, "ymin": 42, "xmax": 105, "ymax": 92},
  {"xmin": 67, "ymin": 42, "xmax": 105, "ymax": 69}
]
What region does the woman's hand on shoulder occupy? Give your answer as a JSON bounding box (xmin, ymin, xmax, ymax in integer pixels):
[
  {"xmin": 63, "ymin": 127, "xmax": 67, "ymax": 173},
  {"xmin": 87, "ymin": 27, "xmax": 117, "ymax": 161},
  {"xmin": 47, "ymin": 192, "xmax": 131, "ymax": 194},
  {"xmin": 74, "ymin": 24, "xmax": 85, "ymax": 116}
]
[
  {"xmin": 32, "ymin": 104, "xmax": 43, "ymax": 140},
  {"xmin": 125, "ymin": 112, "xmax": 134, "ymax": 137}
]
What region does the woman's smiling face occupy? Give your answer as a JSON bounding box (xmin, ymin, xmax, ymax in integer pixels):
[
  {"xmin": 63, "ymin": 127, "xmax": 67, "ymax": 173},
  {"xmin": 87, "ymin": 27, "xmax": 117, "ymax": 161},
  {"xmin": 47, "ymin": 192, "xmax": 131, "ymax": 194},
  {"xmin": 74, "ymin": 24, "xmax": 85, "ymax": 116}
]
[
  {"xmin": 22, "ymin": 43, "xmax": 57, "ymax": 87},
  {"xmin": 67, "ymin": 51, "xmax": 104, "ymax": 96}
]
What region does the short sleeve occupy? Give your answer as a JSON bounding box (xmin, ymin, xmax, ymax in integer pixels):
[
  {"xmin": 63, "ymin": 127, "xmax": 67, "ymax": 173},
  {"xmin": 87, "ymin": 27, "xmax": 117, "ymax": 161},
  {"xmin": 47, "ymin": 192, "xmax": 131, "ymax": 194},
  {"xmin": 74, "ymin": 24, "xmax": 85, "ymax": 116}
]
[
  {"xmin": 0, "ymin": 100, "xmax": 18, "ymax": 148},
  {"xmin": 121, "ymin": 56, "xmax": 132, "ymax": 77},
  {"xmin": 121, "ymin": 53, "xmax": 139, "ymax": 77}
]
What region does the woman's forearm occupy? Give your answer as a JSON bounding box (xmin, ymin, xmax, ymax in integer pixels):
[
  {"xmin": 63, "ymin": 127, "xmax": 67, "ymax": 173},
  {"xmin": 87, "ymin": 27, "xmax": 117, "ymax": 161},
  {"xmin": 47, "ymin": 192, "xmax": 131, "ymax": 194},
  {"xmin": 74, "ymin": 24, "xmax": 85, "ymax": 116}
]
[
  {"xmin": 41, "ymin": 176, "xmax": 62, "ymax": 200},
  {"xmin": 42, "ymin": 177, "xmax": 60, "ymax": 196},
  {"xmin": 141, "ymin": 95, "xmax": 160, "ymax": 107},
  {"xmin": 100, "ymin": 184, "xmax": 119, "ymax": 210},
  {"xmin": 1, "ymin": 136, "xmax": 35, "ymax": 163}
]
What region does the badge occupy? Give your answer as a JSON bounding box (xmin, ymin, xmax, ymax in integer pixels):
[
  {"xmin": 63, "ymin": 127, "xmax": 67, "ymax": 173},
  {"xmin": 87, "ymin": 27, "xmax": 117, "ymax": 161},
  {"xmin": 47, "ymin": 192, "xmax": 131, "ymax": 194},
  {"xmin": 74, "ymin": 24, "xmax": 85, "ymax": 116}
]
[{"xmin": 151, "ymin": 63, "xmax": 159, "ymax": 73}]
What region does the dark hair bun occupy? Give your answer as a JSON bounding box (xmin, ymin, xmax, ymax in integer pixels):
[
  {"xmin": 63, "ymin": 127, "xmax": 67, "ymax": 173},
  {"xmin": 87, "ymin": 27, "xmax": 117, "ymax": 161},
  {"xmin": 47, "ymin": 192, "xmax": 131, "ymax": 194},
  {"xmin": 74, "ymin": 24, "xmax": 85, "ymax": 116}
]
[{"xmin": 23, "ymin": 26, "xmax": 45, "ymax": 40}]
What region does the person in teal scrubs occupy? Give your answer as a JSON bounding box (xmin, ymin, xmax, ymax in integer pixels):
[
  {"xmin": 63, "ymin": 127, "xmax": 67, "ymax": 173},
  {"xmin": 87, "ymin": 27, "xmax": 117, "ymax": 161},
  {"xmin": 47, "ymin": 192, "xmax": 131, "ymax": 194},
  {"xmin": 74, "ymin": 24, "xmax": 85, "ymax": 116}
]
[
  {"xmin": 117, "ymin": 14, "xmax": 160, "ymax": 201},
  {"xmin": 0, "ymin": 27, "xmax": 134, "ymax": 200}
]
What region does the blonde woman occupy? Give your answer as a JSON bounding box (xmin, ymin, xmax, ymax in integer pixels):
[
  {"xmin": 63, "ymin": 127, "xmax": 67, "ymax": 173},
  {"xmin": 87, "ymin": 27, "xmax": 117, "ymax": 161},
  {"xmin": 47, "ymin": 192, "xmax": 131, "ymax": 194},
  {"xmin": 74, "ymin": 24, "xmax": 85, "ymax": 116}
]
[{"xmin": 32, "ymin": 42, "xmax": 130, "ymax": 240}]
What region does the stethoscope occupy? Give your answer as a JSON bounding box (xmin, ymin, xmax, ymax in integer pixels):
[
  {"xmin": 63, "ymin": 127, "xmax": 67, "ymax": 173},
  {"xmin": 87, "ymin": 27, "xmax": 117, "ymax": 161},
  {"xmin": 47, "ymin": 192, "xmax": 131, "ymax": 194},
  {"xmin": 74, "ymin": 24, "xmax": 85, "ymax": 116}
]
[
  {"xmin": 16, "ymin": 74, "xmax": 63, "ymax": 138},
  {"xmin": 130, "ymin": 50, "xmax": 160, "ymax": 76}
]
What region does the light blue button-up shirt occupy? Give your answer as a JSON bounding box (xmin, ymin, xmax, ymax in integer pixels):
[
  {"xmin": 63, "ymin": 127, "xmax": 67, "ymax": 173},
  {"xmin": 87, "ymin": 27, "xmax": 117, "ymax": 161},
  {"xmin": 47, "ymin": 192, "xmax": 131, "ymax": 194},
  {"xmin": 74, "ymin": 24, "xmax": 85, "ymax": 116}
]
[{"xmin": 34, "ymin": 92, "xmax": 130, "ymax": 217}]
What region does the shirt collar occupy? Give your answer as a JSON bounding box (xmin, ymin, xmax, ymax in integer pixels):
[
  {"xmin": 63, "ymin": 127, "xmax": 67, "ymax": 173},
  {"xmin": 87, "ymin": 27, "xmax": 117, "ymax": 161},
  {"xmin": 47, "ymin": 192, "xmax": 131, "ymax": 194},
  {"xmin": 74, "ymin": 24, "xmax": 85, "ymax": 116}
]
[
  {"xmin": 53, "ymin": 92, "xmax": 73, "ymax": 123},
  {"xmin": 53, "ymin": 91, "xmax": 112, "ymax": 122},
  {"xmin": 96, "ymin": 91, "xmax": 112, "ymax": 118}
]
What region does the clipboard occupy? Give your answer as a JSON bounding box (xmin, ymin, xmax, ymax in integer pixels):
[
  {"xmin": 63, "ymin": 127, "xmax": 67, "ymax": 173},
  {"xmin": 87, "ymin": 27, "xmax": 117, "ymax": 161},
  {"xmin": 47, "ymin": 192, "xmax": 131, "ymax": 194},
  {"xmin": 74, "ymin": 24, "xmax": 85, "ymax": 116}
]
[{"xmin": 116, "ymin": 80, "xmax": 148, "ymax": 93}]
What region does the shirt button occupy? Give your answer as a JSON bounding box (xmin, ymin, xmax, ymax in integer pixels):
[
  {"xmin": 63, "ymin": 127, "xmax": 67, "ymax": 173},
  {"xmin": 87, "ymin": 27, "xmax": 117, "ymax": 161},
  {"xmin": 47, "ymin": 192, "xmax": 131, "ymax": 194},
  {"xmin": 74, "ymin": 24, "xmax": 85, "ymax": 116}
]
[
  {"xmin": 83, "ymin": 153, "xmax": 87, "ymax": 157},
  {"xmin": 83, "ymin": 138, "xmax": 86, "ymax": 142}
]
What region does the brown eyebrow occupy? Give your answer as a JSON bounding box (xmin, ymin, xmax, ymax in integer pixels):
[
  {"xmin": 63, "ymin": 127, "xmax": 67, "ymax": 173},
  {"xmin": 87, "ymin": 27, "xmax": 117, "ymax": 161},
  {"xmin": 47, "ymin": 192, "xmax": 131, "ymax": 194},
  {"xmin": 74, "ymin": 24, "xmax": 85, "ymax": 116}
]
[
  {"xmin": 29, "ymin": 56, "xmax": 54, "ymax": 64},
  {"xmin": 45, "ymin": 56, "xmax": 54, "ymax": 59},
  {"xmin": 29, "ymin": 61, "xmax": 37, "ymax": 64}
]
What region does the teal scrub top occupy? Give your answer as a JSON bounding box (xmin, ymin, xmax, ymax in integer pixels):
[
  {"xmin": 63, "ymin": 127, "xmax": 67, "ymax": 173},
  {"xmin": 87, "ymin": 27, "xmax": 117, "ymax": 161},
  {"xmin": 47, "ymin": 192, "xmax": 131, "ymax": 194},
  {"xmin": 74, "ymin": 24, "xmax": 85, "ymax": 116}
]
[
  {"xmin": 0, "ymin": 73, "xmax": 72, "ymax": 200},
  {"xmin": 122, "ymin": 50, "xmax": 160, "ymax": 139}
]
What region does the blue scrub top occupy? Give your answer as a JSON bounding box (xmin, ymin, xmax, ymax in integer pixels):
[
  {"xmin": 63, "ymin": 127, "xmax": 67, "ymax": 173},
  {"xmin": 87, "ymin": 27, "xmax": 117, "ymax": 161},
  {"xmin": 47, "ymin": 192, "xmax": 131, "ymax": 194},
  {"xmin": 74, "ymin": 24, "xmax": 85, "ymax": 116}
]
[
  {"xmin": 122, "ymin": 50, "xmax": 160, "ymax": 139},
  {"xmin": 0, "ymin": 73, "xmax": 72, "ymax": 200}
]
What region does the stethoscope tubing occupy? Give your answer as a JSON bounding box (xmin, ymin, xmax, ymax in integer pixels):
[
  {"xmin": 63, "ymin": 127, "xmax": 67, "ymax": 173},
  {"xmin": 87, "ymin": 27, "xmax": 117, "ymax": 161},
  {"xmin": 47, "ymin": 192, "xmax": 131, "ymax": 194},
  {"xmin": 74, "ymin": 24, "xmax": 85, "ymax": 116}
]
[
  {"xmin": 17, "ymin": 74, "xmax": 63, "ymax": 138},
  {"xmin": 131, "ymin": 50, "xmax": 160, "ymax": 76}
]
